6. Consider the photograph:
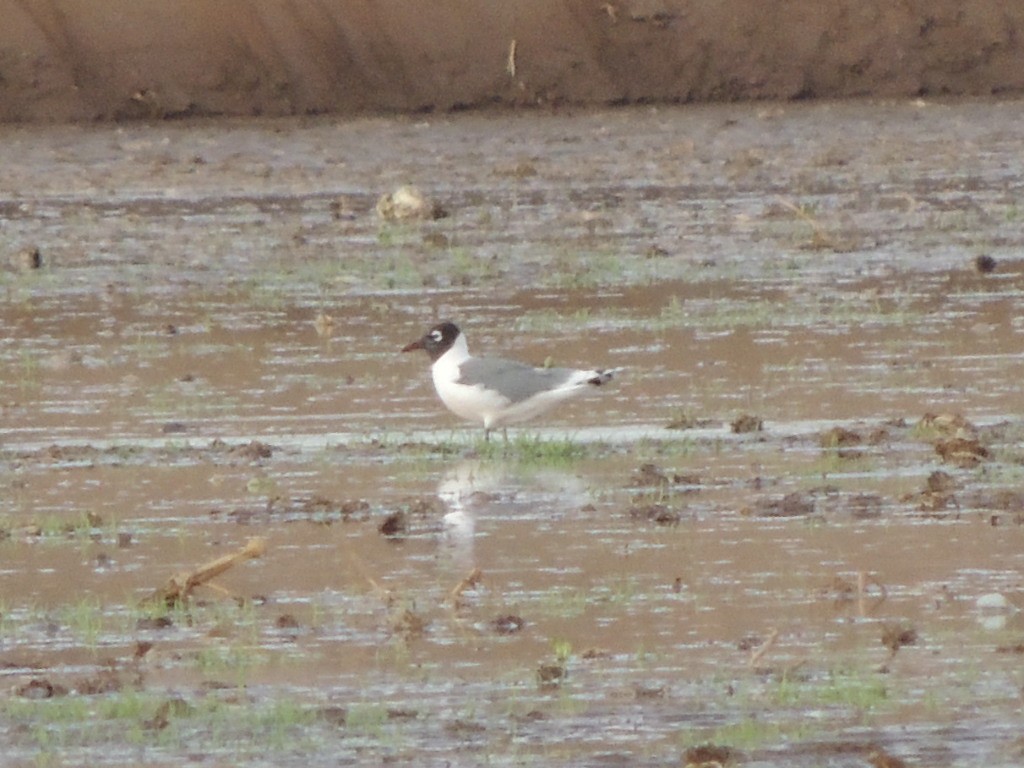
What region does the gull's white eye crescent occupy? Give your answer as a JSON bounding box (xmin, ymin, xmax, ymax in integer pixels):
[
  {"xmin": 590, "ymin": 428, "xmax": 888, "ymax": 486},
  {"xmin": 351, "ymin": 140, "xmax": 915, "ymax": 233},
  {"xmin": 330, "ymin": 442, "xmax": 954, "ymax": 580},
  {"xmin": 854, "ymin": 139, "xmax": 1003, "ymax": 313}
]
[{"xmin": 430, "ymin": 329, "xmax": 443, "ymax": 342}]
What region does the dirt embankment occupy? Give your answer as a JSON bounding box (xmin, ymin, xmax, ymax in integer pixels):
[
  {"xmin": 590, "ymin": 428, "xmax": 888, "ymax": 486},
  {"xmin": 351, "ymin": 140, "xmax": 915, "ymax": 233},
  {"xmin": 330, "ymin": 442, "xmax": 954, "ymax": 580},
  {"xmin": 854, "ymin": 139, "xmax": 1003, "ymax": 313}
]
[{"xmin": 1, "ymin": 0, "xmax": 1022, "ymax": 123}]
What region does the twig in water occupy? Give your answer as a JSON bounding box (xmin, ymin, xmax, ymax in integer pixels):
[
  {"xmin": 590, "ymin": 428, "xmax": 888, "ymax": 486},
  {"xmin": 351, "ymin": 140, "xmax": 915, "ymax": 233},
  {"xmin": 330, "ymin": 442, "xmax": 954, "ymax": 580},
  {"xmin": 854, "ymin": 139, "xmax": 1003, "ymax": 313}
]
[
  {"xmin": 151, "ymin": 537, "xmax": 267, "ymax": 606},
  {"xmin": 451, "ymin": 567, "xmax": 483, "ymax": 605},
  {"xmin": 748, "ymin": 627, "xmax": 779, "ymax": 667}
]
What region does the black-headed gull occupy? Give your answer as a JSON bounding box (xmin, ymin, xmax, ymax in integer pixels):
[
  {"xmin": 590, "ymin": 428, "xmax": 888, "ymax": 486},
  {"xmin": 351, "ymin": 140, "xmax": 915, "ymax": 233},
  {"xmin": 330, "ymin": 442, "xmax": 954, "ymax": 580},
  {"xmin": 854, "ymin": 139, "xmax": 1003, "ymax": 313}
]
[{"xmin": 402, "ymin": 321, "xmax": 619, "ymax": 440}]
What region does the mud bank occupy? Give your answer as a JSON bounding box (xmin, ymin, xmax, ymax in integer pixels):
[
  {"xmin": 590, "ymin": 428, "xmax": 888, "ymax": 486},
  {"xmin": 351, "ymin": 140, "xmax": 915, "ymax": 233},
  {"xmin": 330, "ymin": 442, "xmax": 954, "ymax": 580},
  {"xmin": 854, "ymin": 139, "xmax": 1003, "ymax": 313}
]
[{"xmin": 1, "ymin": 0, "xmax": 1022, "ymax": 123}]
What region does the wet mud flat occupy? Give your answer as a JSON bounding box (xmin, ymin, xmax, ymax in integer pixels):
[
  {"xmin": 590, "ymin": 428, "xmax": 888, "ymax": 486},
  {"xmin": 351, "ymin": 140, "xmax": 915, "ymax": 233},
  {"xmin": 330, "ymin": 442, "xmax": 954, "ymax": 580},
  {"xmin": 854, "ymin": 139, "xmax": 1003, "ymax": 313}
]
[{"xmin": 2, "ymin": 98, "xmax": 1024, "ymax": 766}]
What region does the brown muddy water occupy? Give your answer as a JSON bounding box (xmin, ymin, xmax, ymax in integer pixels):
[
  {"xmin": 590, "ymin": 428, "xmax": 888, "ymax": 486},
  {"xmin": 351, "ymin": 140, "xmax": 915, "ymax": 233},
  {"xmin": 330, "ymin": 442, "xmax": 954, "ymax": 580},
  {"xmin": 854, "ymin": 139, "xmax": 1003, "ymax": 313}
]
[{"xmin": 2, "ymin": 98, "xmax": 1024, "ymax": 767}]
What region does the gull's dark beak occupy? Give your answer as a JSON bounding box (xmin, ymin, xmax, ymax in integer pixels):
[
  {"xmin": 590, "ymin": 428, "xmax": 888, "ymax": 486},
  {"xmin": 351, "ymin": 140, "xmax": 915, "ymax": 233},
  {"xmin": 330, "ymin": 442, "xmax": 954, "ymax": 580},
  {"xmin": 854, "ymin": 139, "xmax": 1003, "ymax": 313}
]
[{"xmin": 402, "ymin": 336, "xmax": 425, "ymax": 353}]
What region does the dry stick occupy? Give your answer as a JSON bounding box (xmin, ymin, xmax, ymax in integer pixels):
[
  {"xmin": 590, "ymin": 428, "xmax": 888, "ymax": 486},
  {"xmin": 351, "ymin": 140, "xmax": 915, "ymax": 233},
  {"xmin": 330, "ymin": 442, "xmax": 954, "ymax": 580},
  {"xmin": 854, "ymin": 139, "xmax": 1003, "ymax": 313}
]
[
  {"xmin": 748, "ymin": 628, "xmax": 809, "ymax": 678},
  {"xmin": 340, "ymin": 539, "xmax": 394, "ymax": 604},
  {"xmin": 448, "ymin": 568, "xmax": 484, "ymax": 640},
  {"xmin": 748, "ymin": 627, "xmax": 779, "ymax": 668},
  {"xmin": 153, "ymin": 537, "xmax": 267, "ymax": 605},
  {"xmin": 450, "ymin": 567, "xmax": 483, "ymax": 605},
  {"xmin": 341, "ymin": 542, "xmax": 431, "ymax": 637},
  {"xmin": 776, "ymin": 197, "xmax": 834, "ymax": 249}
]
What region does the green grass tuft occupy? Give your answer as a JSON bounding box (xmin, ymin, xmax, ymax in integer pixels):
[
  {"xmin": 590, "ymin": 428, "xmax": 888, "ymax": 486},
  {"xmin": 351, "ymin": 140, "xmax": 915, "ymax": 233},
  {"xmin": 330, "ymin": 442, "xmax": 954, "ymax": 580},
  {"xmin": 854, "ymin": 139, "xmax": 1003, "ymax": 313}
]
[{"xmin": 472, "ymin": 432, "xmax": 591, "ymax": 464}]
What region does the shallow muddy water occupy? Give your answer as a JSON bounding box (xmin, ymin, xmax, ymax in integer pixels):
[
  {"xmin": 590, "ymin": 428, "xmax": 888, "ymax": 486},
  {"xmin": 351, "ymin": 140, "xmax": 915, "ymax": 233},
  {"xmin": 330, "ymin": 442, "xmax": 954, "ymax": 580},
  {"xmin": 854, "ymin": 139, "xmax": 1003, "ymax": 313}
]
[{"xmin": 2, "ymin": 98, "xmax": 1024, "ymax": 766}]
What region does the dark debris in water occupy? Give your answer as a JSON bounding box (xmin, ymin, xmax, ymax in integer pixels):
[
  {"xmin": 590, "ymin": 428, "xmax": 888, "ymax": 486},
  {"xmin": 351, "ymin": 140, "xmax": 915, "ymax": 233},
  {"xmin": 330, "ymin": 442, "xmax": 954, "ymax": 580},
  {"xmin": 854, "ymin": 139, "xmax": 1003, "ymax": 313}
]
[
  {"xmin": 375, "ymin": 185, "xmax": 448, "ymax": 222},
  {"xmin": 227, "ymin": 439, "xmax": 274, "ymax": 461},
  {"xmin": 746, "ymin": 490, "xmax": 816, "ymax": 517},
  {"xmin": 817, "ymin": 572, "xmax": 888, "ymax": 610},
  {"xmin": 378, "ymin": 510, "xmax": 408, "ymax": 537},
  {"xmin": 380, "ymin": 496, "xmax": 447, "ymax": 538},
  {"xmin": 881, "ymin": 623, "xmax": 919, "ymax": 656},
  {"xmin": 974, "ymin": 253, "xmax": 997, "ymax": 274},
  {"xmin": 917, "ymin": 411, "xmax": 977, "ymax": 438},
  {"xmin": 385, "ymin": 706, "xmax": 420, "ymax": 721},
  {"xmin": 15, "ymin": 665, "xmax": 137, "ymax": 700},
  {"xmin": 304, "ymin": 496, "xmax": 371, "ymax": 521},
  {"xmin": 444, "ymin": 718, "xmax": 487, "ymax": 737},
  {"xmin": 819, "ymin": 425, "xmax": 866, "ymax": 458},
  {"xmin": 820, "ymin": 425, "xmax": 862, "ymax": 447},
  {"xmin": 144, "ymin": 698, "xmax": 194, "ymax": 732},
  {"xmin": 843, "ymin": 493, "xmax": 884, "ymax": 520},
  {"xmin": 995, "ymin": 643, "xmax": 1024, "ymax": 654},
  {"xmin": 628, "ymin": 503, "xmax": 682, "ymax": 525},
  {"xmin": 16, "ymin": 678, "xmax": 68, "ymax": 699},
  {"xmin": 926, "ymin": 470, "xmax": 957, "ymax": 493},
  {"xmin": 630, "ymin": 462, "xmax": 671, "ymax": 486},
  {"xmin": 205, "ymin": 438, "xmax": 276, "ymax": 461},
  {"xmin": 868, "ymin": 745, "xmax": 912, "ymax": 768},
  {"xmin": 10, "ymin": 245, "xmax": 42, "ymax": 271},
  {"xmin": 75, "ymin": 668, "xmax": 134, "ymax": 695},
  {"xmin": 901, "ymin": 471, "xmax": 960, "ymax": 517},
  {"xmin": 220, "ymin": 495, "xmax": 371, "ymax": 525},
  {"xmin": 3, "ymin": 439, "xmax": 286, "ymax": 470},
  {"xmin": 133, "ymin": 641, "xmax": 154, "ymax": 661},
  {"xmin": 632, "ymin": 683, "xmax": 665, "ymax": 699},
  {"xmin": 666, "ymin": 413, "xmax": 720, "ymax": 430},
  {"xmin": 220, "ymin": 489, "xmax": 445, "ymax": 546},
  {"xmin": 934, "ymin": 436, "xmax": 990, "ymax": 468},
  {"xmin": 491, "ymin": 614, "xmax": 526, "ymax": 635},
  {"xmin": 754, "ymin": 741, "xmax": 911, "ymax": 768},
  {"xmin": 730, "ymin": 413, "xmax": 764, "ymax": 433},
  {"xmin": 628, "ymin": 462, "xmax": 700, "ymax": 489},
  {"xmin": 747, "ymin": 487, "xmax": 890, "ymax": 520},
  {"xmin": 536, "ymin": 662, "xmax": 568, "ymax": 689},
  {"xmin": 136, "ymin": 615, "xmax": 174, "ymax": 631},
  {"xmin": 389, "ymin": 606, "xmax": 429, "ymax": 638},
  {"xmin": 683, "ymin": 743, "xmax": 741, "ymax": 767},
  {"xmin": 317, "ymin": 705, "xmax": 348, "ymax": 727}
]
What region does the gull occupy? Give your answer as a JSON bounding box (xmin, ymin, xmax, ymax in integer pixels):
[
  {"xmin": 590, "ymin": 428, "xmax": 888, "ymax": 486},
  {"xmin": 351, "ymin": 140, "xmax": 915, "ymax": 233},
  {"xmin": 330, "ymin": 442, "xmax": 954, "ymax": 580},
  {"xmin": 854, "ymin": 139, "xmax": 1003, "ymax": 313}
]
[{"xmin": 402, "ymin": 321, "xmax": 619, "ymax": 440}]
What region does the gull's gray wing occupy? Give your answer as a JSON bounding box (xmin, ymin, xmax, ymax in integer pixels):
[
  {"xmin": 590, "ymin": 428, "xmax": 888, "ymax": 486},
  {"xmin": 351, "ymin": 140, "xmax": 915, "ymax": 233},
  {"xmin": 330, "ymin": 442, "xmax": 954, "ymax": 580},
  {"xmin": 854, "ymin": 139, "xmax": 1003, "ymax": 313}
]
[{"xmin": 457, "ymin": 357, "xmax": 579, "ymax": 404}]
